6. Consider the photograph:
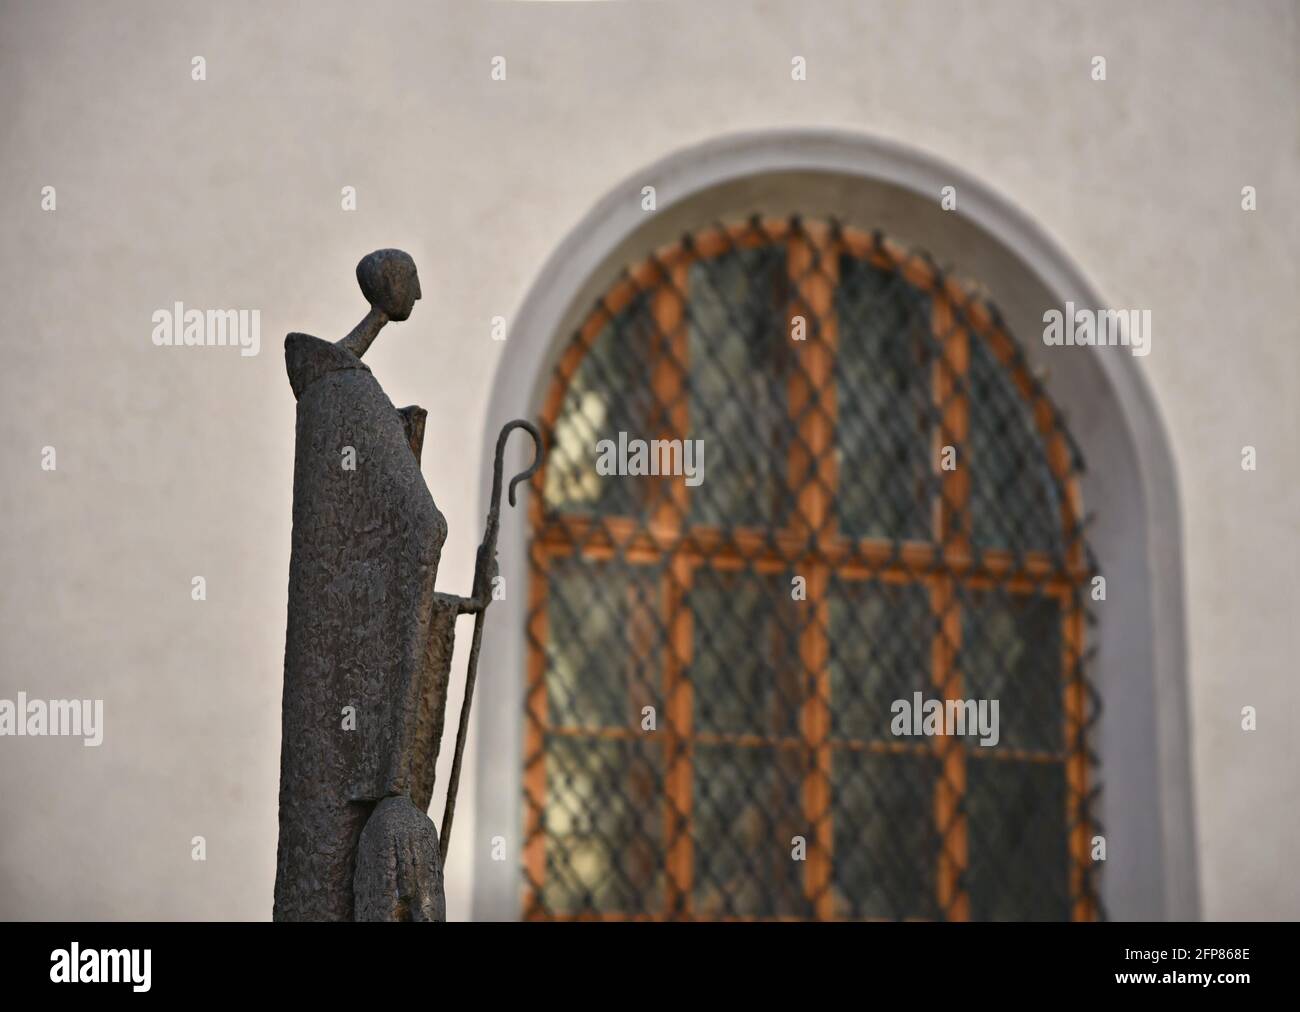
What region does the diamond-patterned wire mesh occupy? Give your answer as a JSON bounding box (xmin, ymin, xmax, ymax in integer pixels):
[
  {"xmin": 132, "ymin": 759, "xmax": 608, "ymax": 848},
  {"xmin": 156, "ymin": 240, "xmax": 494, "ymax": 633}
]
[{"xmin": 524, "ymin": 216, "xmax": 1103, "ymax": 921}]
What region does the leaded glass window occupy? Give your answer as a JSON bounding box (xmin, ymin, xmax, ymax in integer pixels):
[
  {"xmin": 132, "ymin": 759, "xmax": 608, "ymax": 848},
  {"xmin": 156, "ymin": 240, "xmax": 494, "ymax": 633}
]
[{"xmin": 525, "ymin": 217, "xmax": 1100, "ymax": 921}]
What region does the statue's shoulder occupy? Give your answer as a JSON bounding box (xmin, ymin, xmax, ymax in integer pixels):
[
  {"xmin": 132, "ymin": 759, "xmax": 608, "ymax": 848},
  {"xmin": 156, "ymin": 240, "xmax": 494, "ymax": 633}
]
[{"xmin": 285, "ymin": 332, "xmax": 371, "ymax": 400}]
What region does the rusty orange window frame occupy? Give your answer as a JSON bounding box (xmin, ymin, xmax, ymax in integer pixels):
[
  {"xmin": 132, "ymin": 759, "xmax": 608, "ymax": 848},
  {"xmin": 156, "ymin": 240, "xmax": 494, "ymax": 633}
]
[{"xmin": 523, "ymin": 219, "xmax": 1096, "ymax": 922}]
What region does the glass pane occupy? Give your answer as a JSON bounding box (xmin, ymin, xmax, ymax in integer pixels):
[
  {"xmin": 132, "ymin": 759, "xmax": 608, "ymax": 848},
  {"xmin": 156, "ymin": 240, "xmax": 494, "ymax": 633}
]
[
  {"xmin": 966, "ymin": 336, "xmax": 1065, "ymax": 553},
  {"xmin": 831, "ymin": 751, "xmax": 939, "ymax": 920},
  {"xmin": 960, "ymin": 587, "xmax": 1063, "ymax": 754},
  {"xmin": 687, "ymin": 567, "xmax": 801, "ymax": 738},
  {"xmin": 544, "ymin": 292, "xmax": 659, "ymax": 519},
  {"xmin": 545, "ymin": 555, "xmax": 663, "ymax": 730},
  {"xmin": 965, "ymin": 757, "xmax": 1069, "ymax": 921},
  {"xmin": 693, "ymin": 743, "xmax": 808, "ymax": 917},
  {"xmin": 833, "ymin": 255, "xmax": 934, "ymax": 541},
  {"xmin": 542, "ymin": 735, "xmax": 664, "ymax": 915},
  {"xmin": 686, "ymin": 246, "xmax": 792, "ymax": 528},
  {"xmin": 829, "ymin": 577, "xmax": 933, "ymax": 742}
]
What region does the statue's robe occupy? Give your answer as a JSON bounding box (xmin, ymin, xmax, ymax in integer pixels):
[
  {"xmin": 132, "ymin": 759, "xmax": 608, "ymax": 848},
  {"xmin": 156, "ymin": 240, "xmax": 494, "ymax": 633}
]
[{"xmin": 274, "ymin": 333, "xmax": 456, "ymax": 921}]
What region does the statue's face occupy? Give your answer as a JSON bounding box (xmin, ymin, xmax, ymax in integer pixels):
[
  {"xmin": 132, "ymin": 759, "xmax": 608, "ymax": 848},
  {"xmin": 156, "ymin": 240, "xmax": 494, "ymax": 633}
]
[
  {"xmin": 385, "ymin": 268, "xmax": 421, "ymax": 321},
  {"xmin": 357, "ymin": 249, "xmax": 421, "ymax": 321}
]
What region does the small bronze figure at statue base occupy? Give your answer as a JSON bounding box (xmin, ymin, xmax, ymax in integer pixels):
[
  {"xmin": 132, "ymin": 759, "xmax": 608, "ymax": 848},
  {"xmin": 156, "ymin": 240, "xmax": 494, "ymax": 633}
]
[{"xmin": 274, "ymin": 249, "xmax": 539, "ymax": 922}]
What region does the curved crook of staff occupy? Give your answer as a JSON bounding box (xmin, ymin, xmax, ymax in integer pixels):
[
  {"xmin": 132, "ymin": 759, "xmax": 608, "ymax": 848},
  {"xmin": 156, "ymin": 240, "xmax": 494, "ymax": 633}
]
[{"xmin": 439, "ymin": 419, "xmax": 543, "ymax": 866}]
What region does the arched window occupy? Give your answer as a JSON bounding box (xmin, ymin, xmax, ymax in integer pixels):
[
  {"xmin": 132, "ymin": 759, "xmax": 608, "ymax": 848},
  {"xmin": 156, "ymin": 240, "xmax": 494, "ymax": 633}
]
[{"xmin": 524, "ymin": 216, "xmax": 1100, "ymax": 921}]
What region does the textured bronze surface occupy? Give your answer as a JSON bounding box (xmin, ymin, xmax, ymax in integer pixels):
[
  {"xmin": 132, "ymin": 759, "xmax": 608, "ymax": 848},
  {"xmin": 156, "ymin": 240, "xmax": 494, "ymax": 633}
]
[{"xmin": 274, "ymin": 249, "xmax": 540, "ymax": 922}]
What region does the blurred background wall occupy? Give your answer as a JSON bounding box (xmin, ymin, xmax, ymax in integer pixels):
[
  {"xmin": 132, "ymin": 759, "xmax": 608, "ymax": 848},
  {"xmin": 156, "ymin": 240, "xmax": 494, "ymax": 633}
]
[{"xmin": 0, "ymin": 0, "xmax": 1295, "ymax": 920}]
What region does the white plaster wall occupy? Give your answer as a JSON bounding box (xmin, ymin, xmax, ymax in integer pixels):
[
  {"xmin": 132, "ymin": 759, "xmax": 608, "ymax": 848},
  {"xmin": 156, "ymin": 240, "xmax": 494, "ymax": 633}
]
[{"xmin": 0, "ymin": 0, "xmax": 1294, "ymax": 920}]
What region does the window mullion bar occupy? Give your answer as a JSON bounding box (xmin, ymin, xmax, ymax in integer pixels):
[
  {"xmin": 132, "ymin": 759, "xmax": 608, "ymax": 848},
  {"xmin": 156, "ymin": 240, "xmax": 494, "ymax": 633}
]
[
  {"xmin": 787, "ymin": 225, "xmax": 840, "ymax": 541},
  {"xmin": 1064, "ymin": 590, "xmax": 1093, "ymax": 920},
  {"xmin": 798, "ymin": 564, "xmax": 834, "ymax": 920},
  {"xmin": 788, "ymin": 226, "xmax": 838, "ymax": 920},
  {"xmin": 523, "ymin": 539, "xmax": 550, "ymax": 919},
  {"xmin": 651, "ymin": 262, "xmax": 690, "ymax": 528},
  {"xmin": 931, "ymin": 291, "xmax": 971, "ymax": 921},
  {"xmin": 662, "ymin": 553, "xmax": 695, "ymax": 918},
  {"xmin": 651, "ymin": 261, "xmax": 694, "ymax": 919}
]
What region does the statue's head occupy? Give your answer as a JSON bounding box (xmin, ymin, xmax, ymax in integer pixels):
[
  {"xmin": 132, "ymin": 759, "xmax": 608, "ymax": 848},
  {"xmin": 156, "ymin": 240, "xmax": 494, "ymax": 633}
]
[{"xmin": 356, "ymin": 249, "xmax": 421, "ymax": 322}]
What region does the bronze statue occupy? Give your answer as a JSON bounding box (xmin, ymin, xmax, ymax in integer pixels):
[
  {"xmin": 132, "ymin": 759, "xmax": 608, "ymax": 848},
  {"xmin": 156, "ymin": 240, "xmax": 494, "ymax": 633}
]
[{"xmin": 274, "ymin": 249, "xmax": 539, "ymax": 921}]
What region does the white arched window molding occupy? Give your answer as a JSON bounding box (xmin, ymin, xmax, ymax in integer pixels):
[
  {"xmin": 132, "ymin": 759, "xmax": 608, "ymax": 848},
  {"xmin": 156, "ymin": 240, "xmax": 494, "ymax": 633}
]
[{"xmin": 468, "ymin": 129, "xmax": 1197, "ymax": 922}]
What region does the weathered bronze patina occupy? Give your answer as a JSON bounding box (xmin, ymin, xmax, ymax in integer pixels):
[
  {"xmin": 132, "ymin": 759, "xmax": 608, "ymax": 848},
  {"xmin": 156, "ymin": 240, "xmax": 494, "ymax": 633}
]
[{"xmin": 274, "ymin": 249, "xmax": 538, "ymax": 921}]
